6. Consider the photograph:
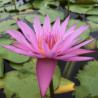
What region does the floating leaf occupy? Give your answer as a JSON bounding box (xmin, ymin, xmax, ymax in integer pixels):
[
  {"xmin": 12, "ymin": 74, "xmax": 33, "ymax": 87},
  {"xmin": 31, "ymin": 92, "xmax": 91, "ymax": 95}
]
[
  {"xmin": 25, "ymin": 14, "xmax": 45, "ymax": 24},
  {"xmin": 5, "ymin": 4, "xmax": 19, "ymax": 11},
  {"xmin": 67, "ymin": 19, "xmax": 90, "ymax": 43},
  {"xmin": 10, "ymin": 59, "xmax": 61, "ymax": 90},
  {"xmin": 55, "ymin": 78, "xmax": 75, "ymax": 94},
  {"xmin": 38, "ymin": 8, "xmax": 65, "ymax": 21},
  {"xmin": 0, "ymin": 12, "xmax": 9, "ymax": 20},
  {"xmin": 96, "ymin": 39, "xmax": 98, "ymax": 49},
  {"xmin": 10, "ymin": 58, "xmax": 37, "ymax": 74},
  {"xmin": 87, "ymin": 21, "xmax": 98, "ymax": 32},
  {"xmin": 74, "ymin": 60, "xmax": 98, "ymax": 98},
  {"xmin": 0, "ymin": 64, "xmax": 61, "ymax": 98},
  {"xmin": 0, "ymin": 7, "xmax": 4, "ymax": 12},
  {"xmin": 33, "ymin": 1, "xmax": 48, "ymax": 9},
  {"xmin": 0, "ymin": 0, "xmax": 12, "ymax": 4},
  {"xmin": 0, "ymin": 58, "xmax": 4, "ymax": 78},
  {"xmin": 84, "ymin": 36, "xmax": 96, "ymax": 49},
  {"xmin": 33, "ymin": 1, "xmax": 59, "ymax": 9},
  {"xmin": 18, "ymin": 4, "xmax": 32, "ymax": 11},
  {"xmin": 0, "ymin": 38, "xmax": 30, "ymax": 63},
  {"xmin": 65, "ymin": 4, "xmax": 94, "ymax": 14},
  {"xmin": 87, "ymin": 8, "xmax": 98, "ymax": 15},
  {"xmin": 0, "ymin": 71, "xmax": 41, "ymax": 98},
  {"xmin": 0, "ymin": 20, "xmax": 19, "ymax": 34},
  {"xmin": 87, "ymin": 16, "xmax": 98, "ymax": 23},
  {"xmin": 71, "ymin": 0, "xmax": 95, "ymax": 4}
]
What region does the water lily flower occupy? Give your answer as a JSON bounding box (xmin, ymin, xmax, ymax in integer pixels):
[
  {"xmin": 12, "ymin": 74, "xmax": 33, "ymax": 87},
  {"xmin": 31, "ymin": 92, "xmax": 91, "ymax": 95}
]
[{"xmin": 2, "ymin": 15, "xmax": 95, "ymax": 97}]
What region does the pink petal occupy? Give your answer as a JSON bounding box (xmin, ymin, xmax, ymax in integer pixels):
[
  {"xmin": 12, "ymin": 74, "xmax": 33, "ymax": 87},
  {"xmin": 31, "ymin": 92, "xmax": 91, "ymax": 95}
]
[
  {"xmin": 41, "ymin": 41, "xmax": 49, "ymax": 55},
  {"xmin": 66, "ymin": 49, "xmax": 95, "ymax": 55},
  {"xmin": 43, "ymin": 14, "xmax": 51, "ymax": 33},
  {"xmin": 2, "ymin": 45, "xmax": 44, "ymax": 58},
  {"xmin": 63, "ymin": 56, "xmax": 94, "ymax": 61},
  {"xmin": 6, "ymin": 30, "xmax": 33, "ymax": 51},
  {"xmin": 58, "ymin": 25, "xmax": 89, "ymax": 54},
  {"xmin": 52, "ymin": 17, "xmax": 60, "ymax": 34},
  {"xmin": 16, "ymin": 20, "xmax": 39, "ymax": 51},
  {"xmin": 47, "ymin": 51, "xmax": 57, "ymax": 58},
  {"xmin": 63, "ymin": 23, "xmax": 76, "ymax": 39},
  {"xmin": 11, "ymin": 43, "xmax": 31, "ymax": 51},
  {"xmin": 54, "ymin": 55, "xmax": 75, "ymax": 60},
  {"xmin": 2, "ymin": 45, "xmax": 32, "ymax": 56},
  {"xmin": 58, "ymin": 39, "xmax": 82, "ymax": 55},
  {"xmin": 52, "ymin": 40, "xmax": 64, "ymax": 53},
  {"xmin": 33, "ymin": 15, "xmax": 43, "ymax": 39},
  {"xmin": 59, "ymin": 16, "xmax": 69, "ymax": 36},
  {"xmin": 66, "ymin": 39, "xmax": 95, "ymax": 53},
  {"xmin": 36, "ymin": 58, "xmax": 56, "ymax": 97},
  {"xmin": 65, "ymin": 23, "xmax": 76, "ymax": 34}
]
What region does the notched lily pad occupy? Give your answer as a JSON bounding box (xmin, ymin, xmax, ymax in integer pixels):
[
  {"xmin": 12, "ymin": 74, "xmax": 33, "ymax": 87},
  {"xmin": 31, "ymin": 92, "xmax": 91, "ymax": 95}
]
[{"xmin": 74, "ymin": 60, "xmax": 98, "ymax": 98}]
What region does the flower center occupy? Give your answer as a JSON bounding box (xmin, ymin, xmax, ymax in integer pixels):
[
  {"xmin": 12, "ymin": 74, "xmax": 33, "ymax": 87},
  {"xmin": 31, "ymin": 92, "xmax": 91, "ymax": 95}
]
[{"xmin": 38, "ymin": 33, "xmax": 58, "ymax": 55}]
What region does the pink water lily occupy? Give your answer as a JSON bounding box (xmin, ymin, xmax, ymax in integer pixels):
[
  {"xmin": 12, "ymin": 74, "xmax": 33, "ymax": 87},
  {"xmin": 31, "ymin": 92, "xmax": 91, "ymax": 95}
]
[{"xmin": 2, "ymin": 15, "xmax": 95, "ymax": 97}]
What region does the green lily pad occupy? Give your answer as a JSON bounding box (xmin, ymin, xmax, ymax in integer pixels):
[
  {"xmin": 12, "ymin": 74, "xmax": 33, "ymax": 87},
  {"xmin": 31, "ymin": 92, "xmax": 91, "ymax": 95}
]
[
  {"xmin": 0, "ymin": 64, "xmax": 61, "ymax": 98},
  {"xmin": 5, "ymin": 4, "xmax": 20, "ymax": 12},
  {"xmin": 87, "ymin": 21, "xmax": 98, "ymax": 32},
  {"xmin": 0, "ymin": 58, "xmax": 4, "ymax": 78},
  {"xmin": 10, "ymin": 58, "xmax": 37, "ymax": 74},
  {"xmin": 67, "ymin": 19, "xmax": 90, "ymax": 43},
  {"xmin": 71, "ymin": 0, "xmax": 95, "ymax": 4},
  {"xmin": 87, "ymin": 16, "xmax": 98, "ymax": 23},
  {"xmin": 25, "ymin": 8, "xmax": 65, "ymax": 24},
  {"xmin": 25, "ymin": 14, "xmax": 45, "ymax": 24},
  {"xmin": 0, "ymin": 7, "xmax": 4, "ymax": 12},
  {"xmin": 0, "ymin": 38, "xmax": 30, "ymax": 63},
  {"xmin": 0, "ymin": 71, "xmax": 41, "ymax": 98},
  {"xmin": 0, "ymin": 12, "xmax": 9, "ymax": 20},
  {"xmin": 18, "ymin": 4, "xmax": 32, "ymax": 11},
  {"xmin": 10, "ymin": 58, "xmax": 61, "ymax": 90},
  {"xmin": 65, "ymin": 4, "xmax": 94, "ymax": 14},
  {"xmin": 87, "ymin": 8, "xmax": 98, "ymax": 15},
  {"xmin": 84, "ymin": 36, "xmax": 96, "ymax": 49},
  {"xmin": 74, "ymin": 60, "xmax": 98, "ymax": 98},
  {"xmin": 0, "ymin": 20, "xmax": 19, "ymax": 35},
  {"xmin": 38, "ymin": 8, "xmax": 65, "ymax": 21},
  {"xmin": 33, "ymin": 1, "xmax": 59, "ymax": 9},
  {"xmin": 0, "ymin": 0, "xmax": 12, "ymax": 4}
]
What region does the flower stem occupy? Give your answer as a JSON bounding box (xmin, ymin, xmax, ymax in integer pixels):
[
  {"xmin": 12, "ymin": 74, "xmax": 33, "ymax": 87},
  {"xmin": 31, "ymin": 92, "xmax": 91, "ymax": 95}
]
[
  {"xmin": 49, "ymin": 79, "xmax": 54, "ymax": 98},
  {"xmin": 67, "ymin": 0, "xmax": 70, "ymax": 16},
  {"xmin": 66, "ymin": 62, "xmax": 76, "ymax": 79},
  {"xmin": 62, "ymin": 61, "xmax": 71, "ymax": 77}
]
